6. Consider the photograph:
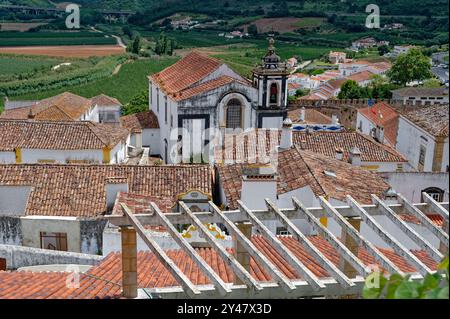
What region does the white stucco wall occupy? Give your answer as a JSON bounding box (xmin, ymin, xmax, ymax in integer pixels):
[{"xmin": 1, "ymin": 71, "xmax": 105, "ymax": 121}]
[
  {"xmin": 20, "ymin": 216, "xmax": 81, "ymax": 253},
  {"xmin": 396, "ymin": 117, "xmax": 446, "ymax": 172},
  {"xmin": 21, "ymin": 149, "xmax": 103, "ymax": 164},
  {"xmin": 0, "ymin": 152, "xmax": 15, "ymax": 164},
  {"xmin": 382, "ymin": 172, "xmax": 449, "ymax": 202}
]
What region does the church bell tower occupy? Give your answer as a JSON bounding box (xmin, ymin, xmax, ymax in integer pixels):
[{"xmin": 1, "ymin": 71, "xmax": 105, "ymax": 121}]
[{"xmin": 252, "ymin": 36, "xmax": 290, "ymax": 128}]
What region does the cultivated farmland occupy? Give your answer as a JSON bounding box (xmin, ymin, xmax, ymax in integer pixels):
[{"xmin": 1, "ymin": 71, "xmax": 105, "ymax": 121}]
[{"xmin": 0, "ymin": 45, "xmax": 125, "ymax": 57}]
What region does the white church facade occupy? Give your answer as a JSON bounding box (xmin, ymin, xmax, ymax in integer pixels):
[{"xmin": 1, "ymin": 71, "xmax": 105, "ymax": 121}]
[{"xmin": 148, "ymin": 38, "xmax": 290, "ymax": 163}]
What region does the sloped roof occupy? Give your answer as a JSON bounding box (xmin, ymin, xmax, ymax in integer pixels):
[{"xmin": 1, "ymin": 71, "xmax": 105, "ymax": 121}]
[
  {"xmin": 150, "ymin": 51, "xmax": 223, "ymax": 95},
  {"xmin": 392, "ymin": 87, "xmax": 448, "ymax": 98},
  {"xmin": 0, "ymin": 164, "xmax": 212, "ymax": 217},
  {"xmin": 359, "ymin": 101, "xmax": 399, "ymax": 146},
  {"xmin": 120, "ymin": 110, "xmax": 159, "ymax": 133},
  {"xmin": 288, "ymin": 108, "xmax": 333, "ymax": 124},
  {"xmin": 91, "ymin": 94, "xmax": 122, "ymax": 107},
  {"xmin": 400, "ymin": 104, "xmax": 449, "ymax": 137},
  {"xmin": 0, "ymin": 119, "xmax": 129, "ymax": 151},
  {"xmin": 0, "ymin": 92, "xmax": 92, "ymax": 121},
  {"xmin": 346, "ymin": 70, "xmax": 375, "ymax": 83},
  {"xmin": 0, "ymin": 235, "xmax": 437, "ymax": 299},
  {"xmin": 217, "ymin": 147, "xmax": 390, "ymax": 209},
  {"xmin": 214, "ymin": 129, "xmax": 406, "ymax": 164}
]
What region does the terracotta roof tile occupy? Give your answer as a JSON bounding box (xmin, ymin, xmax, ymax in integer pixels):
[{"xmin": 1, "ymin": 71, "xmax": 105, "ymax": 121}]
[
  {"xmin": 0, "ymin": 92, "xmax": 93, "ymax": 121},
  {"xmin": 120, "ymin": 110, "xmax": 159, "ymax": 133},
  {"xmin": 91, "ymin": 94, "xmax": 122, "ymax": 107},
  {"xmin": 359, "ymin": 101, "xmax": 399, "ymax": 146},
  {"xmin": 0, "ymin": 119, "xmax": 129, "ymax": 151},
  {"xmin": 112, "ymin": 191, "xmax": 175, "ymax": 215},
  {"xmin": 217, "ymin": 147, "xmax": 390, "ymax": 209},
  {"xmin": 346, "ymin": 70, "xmax": 375, "ymax": 83},
  {"xmin": 400, "ymin": 104, "xmax": 449, "ymax": 137},
  {"xmin": 215, "ymin": 129, "xmax": 406, "ymax": 164},
  {"xmin": 0, "ymin": 164, "xmax": 212, "ymax": 217},
  {"xmin": 288, "ymin": 108, "xmax": 333, "ymax": 124},
  {"xmin": 150, "ymin": 52, "xmax": 222, "ymax": 95},
  {"xmin": 0, "ymin": 235, "xmax": 438, "ymax": 299}
]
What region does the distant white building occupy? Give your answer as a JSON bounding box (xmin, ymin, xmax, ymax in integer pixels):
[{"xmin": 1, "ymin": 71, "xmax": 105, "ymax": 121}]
[
  {"xmin": 392, "ymin": 45, "xmax": 415, "ymax": 58},
  {"xmin": 391, "ymin": 87, "xmax": 449, "ymax": 105}
]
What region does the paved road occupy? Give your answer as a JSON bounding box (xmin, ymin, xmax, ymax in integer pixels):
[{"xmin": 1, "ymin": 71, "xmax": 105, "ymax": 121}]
[
  {"xmin": 432, "ymin": 66, "xmax": 449, "ymax": 84},
  {"xmin": 432, "ymin": 52, "xmax": 449, "ymax": 65}
]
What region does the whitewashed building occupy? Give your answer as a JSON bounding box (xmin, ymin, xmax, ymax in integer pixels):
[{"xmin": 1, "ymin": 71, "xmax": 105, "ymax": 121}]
[
  {"xmin": 0, "ymin": 119, "xmax": 130, "ymax": 164},
  {"xmin": 148, "ymin": 38, "xmax": 290, "ymax": 164},
  {"xmin": 396, "ymin": 104, "xmax": 449, "ymax": 172}
]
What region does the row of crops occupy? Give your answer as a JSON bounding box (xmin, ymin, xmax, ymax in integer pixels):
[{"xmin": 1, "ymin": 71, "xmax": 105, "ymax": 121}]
[
  {"xmin": 0, "ymin": 54, "xmax": 127, "ymax": 97},
  {"xmin": 0, "ymin": 31, "xmax": 117, "ymax": 46}
]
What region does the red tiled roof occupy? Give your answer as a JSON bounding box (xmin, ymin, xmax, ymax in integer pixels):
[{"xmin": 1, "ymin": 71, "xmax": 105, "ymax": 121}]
[
  {"xmin": 112, "ymin": 191, "xmax": 175, "ymax": 215},
  {"xmin": 400, "ymin": 104, "xmax": 449, "ymax": 138},
  {"xmin": 172, "ymin": 75, "xmax": 250, "ymax": 101},
  {"xmin": 215, "ymin": 129, "xmax": 407, "ymax": 164},
  {"xmin": 217, "ymin": 147, "xmax": 390, "ymax": 209},
  {"xmin": 346, "ymin": 70, "xmax": 374, "ymax": 83},
  {"xmin": 0, "ymin": 164, "xmax": 213, "ymax": 217},
  {"xmin": 0, "ymin": 235, "xmax": 438, "ymax": 299},
  {"xmin": 120, "ymin": 110, "xmax": 159, "ymax": 133},
  {"xmin": 398, "ymin": 213, "xmax": 445, "ymax": 227},
  {"xmin": 0, "ymin": 92, "xmax": 93, "ymax": 121},
  {"xmin": 150, "ymin": 51, "xmax": 222, "ymax": 95},
  {"xmin": 91, "ymin": 94, "xmax": 122, "ymax": 107},
  {"xmin": 288, "ymin": 108, "xmax": 333, "ymax": 124},
  {"xmin": 0, "ymin": 119, "xmax": 129, "ymax": 151},
  {"xmin": 359, "ymin": 101, "xmax": 399, "ymax": 146}
]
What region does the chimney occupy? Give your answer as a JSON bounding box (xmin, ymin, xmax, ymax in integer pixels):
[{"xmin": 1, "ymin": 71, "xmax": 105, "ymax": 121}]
[
  {"xmin": 335, "ymin": 147, "xmax": 344, "ymax": 161},
  {"xmin": 120, "ymin": 226, "xmax": 138, "ymax": 298},
  {"xmin": 27, "ymin": 108, "xmax": 35, "ymax": 119},
  {"xmin": 240, "ymin": 166, "xmax": 277, "ymax": 210},
  {"xmin": 299, "ymin": 107, "xmax": 306, "ymax": 122},
  {"xmin": 348, "ymin": 147, "xmax": 362, "ymax": 166},
  {"xmin": 105, "ymin": 178, "xmax": 129, "ymax": 212},
  {"xmin": 374, "ymin": 125, "xmax": 385, "ymax": 144},
  {"xmin": 280, "ymin": 118, "xmax": 293, "ymax": 149},
  {"xmin": 331, "ymin": 114, "xmax": 339, "ymax": 125}
]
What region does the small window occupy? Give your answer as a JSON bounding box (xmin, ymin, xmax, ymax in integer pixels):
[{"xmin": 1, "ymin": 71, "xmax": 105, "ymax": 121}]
[
  {"xmin": 40, "ymin": 232, "xmax": 68, "ymax": 251},
  {"xmin": 418, "ymin": 145, "xmax": 426, "ymax": 171},
  {"xmin": 422, "ymin": 187, "xmax": 444, "ymax": 202},
  {"xmin": 156, "ymin": 88, "xmax": 160, "ymax": 113},
  {"xmin": 226, "ymin": 99, "xmax": 242, "ymax": 129},
  {"xmin": 276, "ymin": 227, "xmax": 290, "ymax": 235},
  {"xmin": 165, "ymin": 97, "xmax": 168, "ymax": 124},
  {"xmin": 270, "ymin": 83, "xmax": 278, "ymax": 104}
]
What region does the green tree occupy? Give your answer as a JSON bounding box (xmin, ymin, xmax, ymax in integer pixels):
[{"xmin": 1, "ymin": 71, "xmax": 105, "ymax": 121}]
[
  {"xmin": 388, "ymin": 48, "xmax": 433, "ymax": 86},
  {"xmin": 422, "ymin": 78, "xmax": 442, "ymax": 88},
  {"xmin": 248, "ymin": 24, "xmax": 258, "ymax": 37},
  {"xmin": 122, "ymin": 25, "xmax": 133, "ymax": 38},
  {"xmin": 363, "ymin": 256, "xmax": 449, "ymax": 299},
  {"xmin": 121, "ymin": 90, "xmax": 148, "ymax": 116},
  {"xmin": 131, "ymin": 35, "xmax": 141, "ymax": 54},
  {"xmin": 338, "ymin": 80, "xmax": 364, "ymax": 99},
  {"xmin": 378, "ymin": 45, "xmax": 390, "ymax": 56}
]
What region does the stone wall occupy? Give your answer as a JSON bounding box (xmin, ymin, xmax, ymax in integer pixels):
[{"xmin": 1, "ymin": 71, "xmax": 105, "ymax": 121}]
[
  {"xmin": 0, "ymin": 216, "xmax": 22, "ymax": 246},
  {"xmin": 80, "ymin": 219, "xmax": 108, "ymax": 255},
  {"xmin": 0, "ymin": 244, "xmax": 103, "ymax": 270}
]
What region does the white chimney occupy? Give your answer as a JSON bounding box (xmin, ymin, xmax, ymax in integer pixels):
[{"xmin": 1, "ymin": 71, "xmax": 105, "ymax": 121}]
[
  {"xmin": 105, "ymin": 178, "xmax": 129, "ymax": 212},
  {"xmin": 280, "ymin": 118, "xmax": 293, "ymax": 149},
  {"xmin": 331, "ymin": 114, "xmax": 339, "ymax": 125},
  {"xmin": 374, "ymin": 125, "xmax": 385, "ymax": 144},
  {"xmin": 348, "ymin": 147, "xmax": 362, "ymax": 166},
  {"xmin": 335, "ymin": 148, "xmax": 344, "ymax": 161},
  {"xmin": 299, "ymin": 107, "xmax": 306, "ymax": 122},
  {"xmin": 241, "ymin": 166, "xmax": 277, "ymax": 210}
]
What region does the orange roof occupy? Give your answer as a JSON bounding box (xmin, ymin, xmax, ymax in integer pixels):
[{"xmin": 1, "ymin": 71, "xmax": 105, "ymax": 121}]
[
  {"xmin": 0, "ymin": 235, "xmax": 438, "ymax": 299},
  {"xmin": 120, "ymin": 110, "xmax": 159, "ymax": 133},
  {"xmin": 347, "ymin": 70, "xmax": 375, "ymax": 83},
  {"xmin": 172, "ymin": 75, "xmax": 249, "ymax": 101},
  {"xmin": 359, "ymin": 101, "xmax": 399, "ymax": 146},
  {"xmin": 150, "ymin": 51, "xmax": 222, "ymax": 95},
  {"xmin": 91, "ymin": 94, "xmax": 122, "ymax": 106}
]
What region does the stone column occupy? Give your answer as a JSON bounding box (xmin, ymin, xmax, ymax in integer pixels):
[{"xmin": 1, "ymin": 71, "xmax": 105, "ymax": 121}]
[
  {"xmin": 339, "ymin": 217, "xmax": 361, "ymax": 278},
  {"xmin": 234, "ymin": 222, "xmax": 252, "ymax": 285},
  {"xmin": 121, "ymin": 226, "xmax": 137, "ymax": 298}
]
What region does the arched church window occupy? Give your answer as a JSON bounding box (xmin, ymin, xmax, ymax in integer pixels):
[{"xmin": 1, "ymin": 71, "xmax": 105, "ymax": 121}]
[
  {"xmin": 226, "ymin": 99, "xmax": 242, "ymax": 129},
  {"xmin": 270, "ymin": 83, "xmax": 278, "ymax": 104}
]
